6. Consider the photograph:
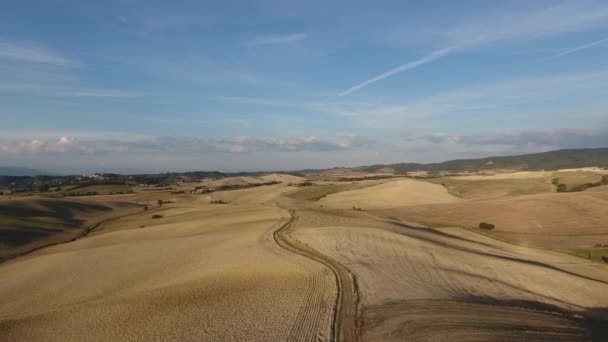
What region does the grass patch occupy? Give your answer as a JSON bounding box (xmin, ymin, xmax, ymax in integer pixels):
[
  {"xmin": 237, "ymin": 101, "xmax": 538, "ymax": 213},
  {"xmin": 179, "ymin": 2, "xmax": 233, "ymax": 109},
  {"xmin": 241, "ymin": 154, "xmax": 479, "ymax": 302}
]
[
  {"xmin": 0, "ymin": 214, "xmax": 72, "ymax": 230},
  {"xmin": 424, "ymin": 177, "xmax": 553, "ymax": 199},
  {"xmin": 479, "ymin": 222, "xmax": 495, "ymax": 230},
  {"xmin": 567, "ymin": 248, "xmax": 608, "ymax": 262},
  {"xmin": 552, "ymin": 172, "xmax": 607, "ymax": 192},
  {"xmin": 287, "ymin": 183, "xmax": 370, "ymax": 201}
]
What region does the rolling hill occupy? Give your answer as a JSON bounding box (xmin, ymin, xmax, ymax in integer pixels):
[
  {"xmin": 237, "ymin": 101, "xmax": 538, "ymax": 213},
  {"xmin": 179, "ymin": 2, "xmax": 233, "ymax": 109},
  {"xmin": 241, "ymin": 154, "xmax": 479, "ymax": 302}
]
[
  {"xmin": 0, "ymin": 167, "xmax": 57, "ymax": 177},
  {"xmin": 355, "ymin": 148, "xmax": 608, "ymax": 174}
]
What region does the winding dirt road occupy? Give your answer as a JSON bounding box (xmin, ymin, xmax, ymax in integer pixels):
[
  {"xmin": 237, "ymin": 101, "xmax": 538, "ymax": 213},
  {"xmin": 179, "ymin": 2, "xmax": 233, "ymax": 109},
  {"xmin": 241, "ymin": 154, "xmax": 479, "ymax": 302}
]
[{"xmin": 2, "ymin": 182, "xmax": 608, "ymax": 341}]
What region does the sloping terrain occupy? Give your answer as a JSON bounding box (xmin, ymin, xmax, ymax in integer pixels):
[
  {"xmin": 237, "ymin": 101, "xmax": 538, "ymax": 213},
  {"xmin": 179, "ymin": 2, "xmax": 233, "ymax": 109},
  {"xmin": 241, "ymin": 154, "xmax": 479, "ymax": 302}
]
[
  {"xmin": 290, "ymin": 221, "xmax": 608, "ymax": 341},
  {"xmin": 259, "ymin": 173, "xmax": 306, "ymax": 184},
  {"xmin": 378, "ymin": 190, "xmax": 608, "ymax": 249},
  {"xmin": 319, "ymin": 178, "xmax": 461, "ymax": 209},
  {"xmin": 0, "ymin": 187, "xmax": 336, "ymax": 341},
  {"xmin": 0, "ymin": 197, "xmax": 141, "ymax": 260},
  {"xmin": 355, "ymin": 148, "xmax": 608, "ymax": 173},
  {"xmin": 2, "ymin": 172, "xmax": 608, "ymax": 341}
]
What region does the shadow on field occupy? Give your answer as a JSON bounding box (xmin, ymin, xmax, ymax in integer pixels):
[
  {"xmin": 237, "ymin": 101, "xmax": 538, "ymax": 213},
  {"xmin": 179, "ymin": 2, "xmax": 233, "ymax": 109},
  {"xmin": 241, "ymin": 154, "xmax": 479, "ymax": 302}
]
[
  {"xmin": 459, "ymin": 296, "xmax": 608, "ymax": 341},
  {"xmin": 0, "ymin": 199, "xmax": 112, "ymax": 222},
  {"xmin": 0, "ymin": 199, "xmax": 113, "ymax": 253}
]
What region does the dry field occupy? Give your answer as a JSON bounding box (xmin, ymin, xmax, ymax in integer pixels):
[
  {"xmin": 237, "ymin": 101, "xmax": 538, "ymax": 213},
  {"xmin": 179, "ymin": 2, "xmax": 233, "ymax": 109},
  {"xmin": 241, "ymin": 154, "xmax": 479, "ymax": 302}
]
[
  {"xmin": 1, "ymin": 172, "xmax": 608, "ymax": 341},
  {"xmin": 0, "ymin": 197, "xmax": 142, "ymax": 260},
  {"xmin": 287, "ymin": 181, "xmax": 608, "ymax": 340},
  {"xmin": 319, "ymin": 178, "xmax": 461, "ymax": 209},
  {"xmin": 379, "ymin": 190, "xmax": 608, "ymax": 249},
  {"xmin": 0, "ymin": 184, "xmax": 336, "ymax": 341}
]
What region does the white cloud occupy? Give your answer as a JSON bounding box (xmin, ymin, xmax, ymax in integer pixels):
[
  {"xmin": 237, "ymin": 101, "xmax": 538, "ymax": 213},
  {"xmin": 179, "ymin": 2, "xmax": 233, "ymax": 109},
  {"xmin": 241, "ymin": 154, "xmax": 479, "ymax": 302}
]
[
  {"xmin": 0, "ymin": 82, "xmax": 141, "ymax": 98},
  {"xmin": 246, "ymin": 33, "xmax": 308, "ymax": 47},
  {"xmin": 0, "ymin": 132, "xmax": 376, "ymax": 157},
  {"xmin": 415, "ymin": 127, "xmax": 608, "ymax": 151}
]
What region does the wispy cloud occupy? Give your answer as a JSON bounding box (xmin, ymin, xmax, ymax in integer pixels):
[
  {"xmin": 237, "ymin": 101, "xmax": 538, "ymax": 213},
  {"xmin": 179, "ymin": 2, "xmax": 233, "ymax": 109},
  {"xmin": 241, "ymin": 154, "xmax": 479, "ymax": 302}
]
[
  {"xmin": 246, "ymin": 33, "xmax": 308, "ymax": 47},
  {"xmin": 0, "ymin": 132, "xmax": 375, "ymax": 157},
  {"xmin": 550, "ymin": 37, "xmax": 608, "ymax": 58},
  {"xmin": 339, "ymin": 1, "xmax": 608, "ymax": 96},
  {"xmin": 0, "ymin": 40, "xmax": 75, "ymax": 66},
  {"xmin": 0, "ymin": 82, "xmax": 141, "ymax": 98},
  {"xmin": 329, "ymin": 69, "xmax": 608, "ymax": 131},
  {"xmin": 416, "ymin": 127, "xmax": 608, "ymax": 150}
]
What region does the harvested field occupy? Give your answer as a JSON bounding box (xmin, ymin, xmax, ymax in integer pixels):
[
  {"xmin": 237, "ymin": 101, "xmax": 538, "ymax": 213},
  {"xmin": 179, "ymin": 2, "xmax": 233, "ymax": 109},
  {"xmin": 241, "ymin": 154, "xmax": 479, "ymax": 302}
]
[
  {"xmin": 428, "ymin": 177, "xmax": 555, "ymax": 199},
  {"xmin": 259, "ymin": 173, "xmax": 306, "ymax": 184},
  {"xmin": 2, "ymin": 171, "xmax": 608, "ymax": 341},
  {"xmin": 290, "ymin": 222, "xmax": 608, "ymax": 341},
  {"xmin": 287, "ymin": 181, "xmax": 381, "ymax": 202},
  {"xmin": 319, "ymin": 178, "xmax": 461, "ymax": 209},
  {"xmin": 363, "ymin": 300, "xmax": 594, "ymax": 341},
  {"xmin": 0, "ymin": 186, "xmax": 337, "ymax": 341},
  {"xmin": 0, "ymin": 197, "xmax": 141, "ymax": 260},
  {"xmin": 453, "ymin": 171, "xmax": 553, "ymax": 180},
  {"xmin": 203, "ymin": 176, "xmax": 273, "ymax": 188},
  {"xmin": 378, "ymin": 190, "xmax": 608, "ymax": 249},
  {"xmin": 553, "ymin": 170, "xmax": 606, "ymax": 191}
]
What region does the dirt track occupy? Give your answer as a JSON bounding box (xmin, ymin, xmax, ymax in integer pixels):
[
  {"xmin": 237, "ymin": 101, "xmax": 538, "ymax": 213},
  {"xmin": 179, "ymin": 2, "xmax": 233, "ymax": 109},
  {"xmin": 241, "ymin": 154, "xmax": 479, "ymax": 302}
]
[
  {"xmin": 1, "ymin": 179, "xmax": 608, "ymax": 341},
  {"xmin": 0, "ymin": 187, "xmax": 337, "ymax": 341}
]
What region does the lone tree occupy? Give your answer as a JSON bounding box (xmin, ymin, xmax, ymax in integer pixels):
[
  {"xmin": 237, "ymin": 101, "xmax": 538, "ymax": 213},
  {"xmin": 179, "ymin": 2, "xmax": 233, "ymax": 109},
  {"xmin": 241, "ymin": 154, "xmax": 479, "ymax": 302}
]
[{"xmin": 479, "ymin": 222, "xmax": 495, "ymax": 230}]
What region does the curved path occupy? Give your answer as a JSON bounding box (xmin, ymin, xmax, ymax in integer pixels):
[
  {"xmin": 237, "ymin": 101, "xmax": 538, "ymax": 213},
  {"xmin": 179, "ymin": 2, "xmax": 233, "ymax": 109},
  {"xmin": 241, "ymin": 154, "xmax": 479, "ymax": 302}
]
[
  {"xmin": 273, "ymin": 206, "xmax": 359, "ymax": 342},
  {"xmin": 0, "ymin": 187, "xmax": 337, "ymax": 341}
]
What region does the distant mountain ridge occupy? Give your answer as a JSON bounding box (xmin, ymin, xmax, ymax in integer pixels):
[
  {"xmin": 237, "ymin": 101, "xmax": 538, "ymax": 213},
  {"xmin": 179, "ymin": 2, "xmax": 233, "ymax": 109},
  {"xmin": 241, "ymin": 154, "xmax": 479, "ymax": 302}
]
[
  {"xmin": 355, "ymin": 148, "xmax": 608, "ymax": 174},
  {"xmin": 0, "ymin": 167, "xmax": 58, "ymax": 176}
]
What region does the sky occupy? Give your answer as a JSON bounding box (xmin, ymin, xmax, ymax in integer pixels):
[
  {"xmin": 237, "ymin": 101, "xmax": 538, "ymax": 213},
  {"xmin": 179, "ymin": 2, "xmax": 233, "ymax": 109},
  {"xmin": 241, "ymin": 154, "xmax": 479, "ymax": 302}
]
[{"xmin": 2, "ymin": 0, "xmax": 608, "ymax": 174}]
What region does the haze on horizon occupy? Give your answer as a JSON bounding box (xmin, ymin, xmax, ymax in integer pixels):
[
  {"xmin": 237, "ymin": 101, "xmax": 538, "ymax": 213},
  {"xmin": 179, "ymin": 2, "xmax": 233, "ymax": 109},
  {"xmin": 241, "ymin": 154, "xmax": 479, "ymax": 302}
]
[{"xmin": 2, "ymin": 0, "xmax": 608, "ymax": 173}]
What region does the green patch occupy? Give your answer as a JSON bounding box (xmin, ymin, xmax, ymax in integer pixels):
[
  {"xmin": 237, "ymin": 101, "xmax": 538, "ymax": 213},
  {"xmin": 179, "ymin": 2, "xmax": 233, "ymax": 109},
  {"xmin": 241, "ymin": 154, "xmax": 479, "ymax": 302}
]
[
  {"xmin": 479, "ymin": 222, "xmax": 495, "ymax": 230},
  {"xmin": 287, "ymin": 183, "xmax": 370, "ymax": 201},
  {"xmin": 424, "ymin": 177, "xmax": 553, "ymax": 199},
  {"xmin": 552, "ymin": 172, "xmax": 607, "ymax": 192},
  {"xmin": 0, "ymin": 214, "xmax": 72, "ymax": 230},
  {"xmin": 567, "ymin": 248, "xmax": 608, "ymax": 262}
]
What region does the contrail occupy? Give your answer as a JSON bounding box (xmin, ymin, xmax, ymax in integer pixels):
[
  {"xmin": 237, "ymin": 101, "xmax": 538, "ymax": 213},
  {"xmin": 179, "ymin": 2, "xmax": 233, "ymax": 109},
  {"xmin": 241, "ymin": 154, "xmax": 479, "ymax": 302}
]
[
  {"xmin": 551, "ymin": 37, "xmax": 608, "ymax": 58},
  {"xmin": 338, "ymin": 47, "xmax": 453, "ymax": 97}
]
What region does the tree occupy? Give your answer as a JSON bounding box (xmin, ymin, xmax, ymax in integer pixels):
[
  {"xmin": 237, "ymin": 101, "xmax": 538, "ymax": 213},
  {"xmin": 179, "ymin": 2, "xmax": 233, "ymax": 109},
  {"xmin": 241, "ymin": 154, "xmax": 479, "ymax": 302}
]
[
  {"xmin": 157, "ymin": 199, "xmax": 163, "ymax": 208},
  {"xmin": 479, "ymin": 222, "xmax": 495, "ymax": 230}
]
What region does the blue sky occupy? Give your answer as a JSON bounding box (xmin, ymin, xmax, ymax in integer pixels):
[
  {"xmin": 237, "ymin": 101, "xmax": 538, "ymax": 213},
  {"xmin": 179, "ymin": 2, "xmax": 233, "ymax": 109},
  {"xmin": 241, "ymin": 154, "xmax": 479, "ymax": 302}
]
[{"xmin": 2, "ymin": 0, "xmax": 608, "ymax": 173}]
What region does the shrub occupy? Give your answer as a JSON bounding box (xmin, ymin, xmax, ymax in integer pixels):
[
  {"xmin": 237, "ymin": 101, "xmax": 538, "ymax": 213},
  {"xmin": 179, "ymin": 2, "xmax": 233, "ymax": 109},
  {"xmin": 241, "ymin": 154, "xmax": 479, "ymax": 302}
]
[
  {"xmin": 210, "ymin": 199, "xmax": 227, "ymax": 204},
  {"xmin": 602, "ymin": 175, "xmax": 608, "ymax": 185},
  {"xmin": 556, "ymin": 184, "xmax": 568, "ymax": 192},
  {"xmin": 602, "ymin": 256, "xmax": 608, "ymax": 264},
  {"xmin": 152, "ymin": 214, "xmax": 163, "ymax": 219},
  {"xmin": 479, "ymin": 222, "xmax": 495, "ymax": 230}
]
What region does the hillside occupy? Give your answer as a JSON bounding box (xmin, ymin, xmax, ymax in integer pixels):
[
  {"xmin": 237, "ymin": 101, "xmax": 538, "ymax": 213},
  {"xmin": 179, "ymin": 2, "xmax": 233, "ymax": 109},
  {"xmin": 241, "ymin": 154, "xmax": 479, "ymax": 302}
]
[
  {"xmin": 0, "ymin": 197, "xmax": 142, "ymax": 260},
  {"xmin": 355, "ymin": 148, "xmax": 608, "ymax": 174},
  {"xmin": 0, "ymin": 167, "xmax": 57, "ymax": 177}
]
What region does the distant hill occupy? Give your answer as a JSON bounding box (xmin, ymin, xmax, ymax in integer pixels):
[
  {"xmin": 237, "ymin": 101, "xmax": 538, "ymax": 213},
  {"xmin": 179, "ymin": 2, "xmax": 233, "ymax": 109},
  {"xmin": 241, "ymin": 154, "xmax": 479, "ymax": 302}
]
[
  {"xmin": 355, "ymin": 148, "xmax": 608, "ymax": 174},
  {"xmin": 0, "ymin": 167, "xmax": 57, "ymax": 176}
]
